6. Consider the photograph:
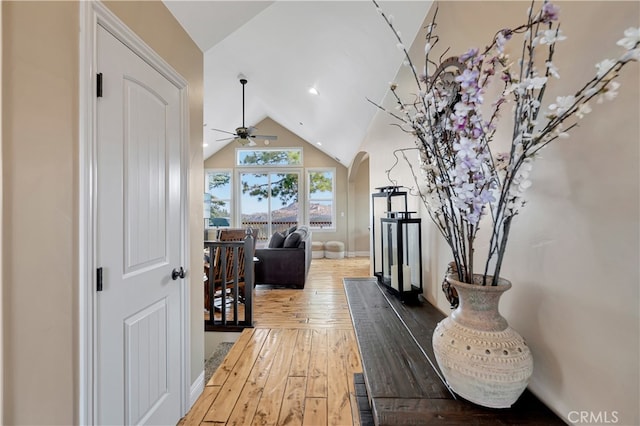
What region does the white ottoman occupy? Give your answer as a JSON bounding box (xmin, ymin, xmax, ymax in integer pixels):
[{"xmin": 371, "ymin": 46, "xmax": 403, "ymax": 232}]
[
  {"xmin": 324, "ymin": 241, "xmax": 345, "ymax": 259},
  {"xmin": 312, "ymin": 241, "xmax": 325, "ymax": 259}
]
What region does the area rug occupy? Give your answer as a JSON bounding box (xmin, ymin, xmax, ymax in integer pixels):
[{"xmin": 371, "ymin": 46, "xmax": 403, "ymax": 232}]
[{"xmin": 204, "ymin": 342, "xmax": 234, "ymax": 384}]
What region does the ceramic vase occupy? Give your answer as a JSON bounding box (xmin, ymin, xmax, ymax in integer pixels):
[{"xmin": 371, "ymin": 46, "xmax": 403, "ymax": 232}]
[{"xmin": 432, "ymin": 273, "xmax": 533, "ymax": 408}]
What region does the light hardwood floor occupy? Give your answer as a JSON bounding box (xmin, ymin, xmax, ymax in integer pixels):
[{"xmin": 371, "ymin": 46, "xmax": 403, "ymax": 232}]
[{"xmin": 180, "ymin": 257, "xmax": 371, "ymax": 426}]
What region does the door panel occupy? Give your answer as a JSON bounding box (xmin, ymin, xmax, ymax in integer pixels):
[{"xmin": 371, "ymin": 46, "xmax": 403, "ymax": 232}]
[
  {"xmin": 96, "ymin": 25, "xmax": 182, "ymax": 426},
  {"xmin": 123, "ymin": 78, "xmax": 168, "ymax": 273},
  {"xmin": 124, "ymin": 298, "xmax": 168, "ymax": 425}
]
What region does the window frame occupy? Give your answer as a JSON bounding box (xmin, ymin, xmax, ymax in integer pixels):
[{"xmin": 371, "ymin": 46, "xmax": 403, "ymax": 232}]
[{"xmin": 306, "ymin": 167, "xmax": 336, "ymax": 232}]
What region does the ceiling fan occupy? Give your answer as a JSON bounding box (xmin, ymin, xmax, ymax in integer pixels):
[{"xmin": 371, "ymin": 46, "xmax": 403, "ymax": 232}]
[{"xmin": 212, "ymin": 75, "xmax": 278, "ymax": 147}]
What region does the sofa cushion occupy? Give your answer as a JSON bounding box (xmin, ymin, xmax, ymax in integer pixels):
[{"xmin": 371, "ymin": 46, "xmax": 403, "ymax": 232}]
[
  {"xmin": 283, "ymin": 225, "xmax": 297, "ymax": 236},
  {"xmin": 283, "ymin": 231, "xmax": 302, "ymax": 248},
  {"xmin": 268, "ymin": 231, "xmax": 286, "ymax": 248}
]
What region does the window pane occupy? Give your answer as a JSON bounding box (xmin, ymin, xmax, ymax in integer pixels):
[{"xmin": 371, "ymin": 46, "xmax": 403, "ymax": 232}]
[
  {"xmin": 205, "ymin": 171, "xmax": 231, "ymax": 228},
  {"xmin": 309, "ymin": 171, "xmax": 333, "ymax": 199},
  {"xmin": 308, "ymin": 169, "xmax": 335, "ymax": 229},
  {"xmin": 208, "ymin": 200, "xmax": 231, "ymax": 226},
  {"xmin": 207, "ymin": 172, "xmax": 231, "ymax": 198},
  {"xmin": 240, "ymin": 173, "xmax": 269, "ymax": 236},
  {"xmin": 271, "ymin": 173, "xmax": 299, "ymax": 234},
  {"xmin": 237, "ymin": 149, "xmax": 302, "ymax": 166},
  {"xmin": 309, "ymin": 200, "xmax": 333, "ymax": 229}
]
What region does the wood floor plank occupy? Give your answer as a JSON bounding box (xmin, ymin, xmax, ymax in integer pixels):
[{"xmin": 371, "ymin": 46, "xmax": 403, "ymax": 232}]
[
  {"xmin": 289, "ymin": 329, "xmax": 313, "ymax": 377},
  {"xmin": 251, "ymin": 329, "xmax": 300, "ymax": 426},
  {"xmin": 277, "ymin": 377, "xmax": 307, "ymax": 426},
  {"xmin": 204, "ymin": 328, "xmax": 270, "ymax": 423},
  {"xmin": 305, "ymin": 329, "xmax": 327, "ymax": 398},
  {"xmin": 226, "ymin": 329, "xmax": 285, "ymax": 426},
  {"xmin": 178, "ymin": 386, "xmax": 220, "ymax": 425},
  {"xmin": 326, "ymin": 328, "xmax": 354, "ymax": 425},
  {"xmin": 208, "ymin": 328, "xmax": 256, "ymax": 387},
  {"xmin": 302, "ymin": 398, "xmax": 327, "ymax": 426}
]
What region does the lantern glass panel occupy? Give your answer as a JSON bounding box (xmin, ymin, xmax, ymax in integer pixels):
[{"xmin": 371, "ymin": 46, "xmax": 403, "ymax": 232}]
[
  {"xmin": 404, "ymin": 221, "xmax": 420, "ymax": 287},
  {"xmin": 381, "ymin": 220, "xmax": 398, "ymax": 287}
]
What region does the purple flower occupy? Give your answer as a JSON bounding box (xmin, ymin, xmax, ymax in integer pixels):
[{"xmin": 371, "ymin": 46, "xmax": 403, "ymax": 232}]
[
  {"xmin": 460, "ymin": 48, "xmax": 479, "ymax": 62},
  {"xmin": 479, "ymin": 188, "xmax": 496, "ymax": 204},
  {"xmin": 456, "ymin": 69, "xmax": 480, "ymax": 92},
  {"xmin": 541, "ymin": 2, "xmax": 560, "ymax": 23}
]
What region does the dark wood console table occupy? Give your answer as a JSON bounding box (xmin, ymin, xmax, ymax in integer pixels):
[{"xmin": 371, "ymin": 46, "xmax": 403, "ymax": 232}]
[{"xmin": 344, "ymin": 277, "xmax": 564, "ymax": 425}]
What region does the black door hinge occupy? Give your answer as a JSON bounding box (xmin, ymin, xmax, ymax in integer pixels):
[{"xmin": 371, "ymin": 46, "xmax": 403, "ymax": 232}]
[
  {"xmin": 97, "ymin": 73, "xmax": 103, "ymax": 98},
  {"xmin": 97, "ymin": 267, "xmax": 103, "ymax": 292}
]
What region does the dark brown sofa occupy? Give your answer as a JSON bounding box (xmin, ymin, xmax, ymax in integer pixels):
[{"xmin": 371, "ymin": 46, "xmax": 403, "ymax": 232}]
[{"xmin": 254, "ymin": 226, "xmax": 312, "ymax": 288}]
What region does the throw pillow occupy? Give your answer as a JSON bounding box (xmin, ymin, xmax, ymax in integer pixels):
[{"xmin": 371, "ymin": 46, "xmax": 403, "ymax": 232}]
[
  {"xmin": 283, "ymin": 225, "xmax": 297, "ymax": 237},
  {"xmin": 268, "ymin": 232, "xmax": 286, "ymax": 248},
  {"xmin": 283, "ymin": 231, "xmax": 302, "ymax": 248}
]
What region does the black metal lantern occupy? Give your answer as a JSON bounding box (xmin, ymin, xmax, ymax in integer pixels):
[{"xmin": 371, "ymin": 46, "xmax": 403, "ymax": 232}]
[
  {"xmin": 372, "ymin": 186, "xmax": 407, "ymax": 280},
  {"xmin": 380, "ymin": 211, "xmax": 422, "ymax": 301}
]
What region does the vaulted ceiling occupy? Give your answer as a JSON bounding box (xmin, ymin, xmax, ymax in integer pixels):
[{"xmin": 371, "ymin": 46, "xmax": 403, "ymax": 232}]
[{"xmin": 163, "ymin": 1, "xmax": 433, "ymax": 167}]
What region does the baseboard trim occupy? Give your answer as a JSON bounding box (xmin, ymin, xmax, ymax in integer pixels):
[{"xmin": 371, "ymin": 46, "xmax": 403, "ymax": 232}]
[
  {"xmin": 347, "ymin": 251, "xmax": 370, "ymax": 258},
  {"xmin": 189, "ymin": 371, "xmax": 205, "ymax": 409}
]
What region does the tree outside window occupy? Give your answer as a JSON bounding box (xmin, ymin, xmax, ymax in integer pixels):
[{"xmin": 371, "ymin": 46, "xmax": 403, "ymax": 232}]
[
  {"xmin": 308, "ymin": 169, "xmax": 335, "ymax": 230},
  {"xmin": 205, "ymin": 170, "xmax": 231, "ymax": 227}
]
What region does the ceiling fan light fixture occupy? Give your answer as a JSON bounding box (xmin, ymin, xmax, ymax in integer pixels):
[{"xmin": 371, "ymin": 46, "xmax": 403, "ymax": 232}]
[
  {"xmin": 236, "ymin": 137, "xmax": 256, "ymax": 147},
  {"xmin": 211, "ymin": 75, "xmax": 277, "ymax": 146}
]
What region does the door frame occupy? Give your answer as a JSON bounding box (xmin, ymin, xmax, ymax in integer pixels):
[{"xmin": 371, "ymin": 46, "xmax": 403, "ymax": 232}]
[{"xmin": 78, "ymin": 2, "xmax": 191, "ymax": 424}]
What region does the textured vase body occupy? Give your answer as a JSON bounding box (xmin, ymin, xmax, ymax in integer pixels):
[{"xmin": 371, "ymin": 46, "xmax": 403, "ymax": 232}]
[{"xmin": 432, "ymin": 274, "xmax": 533, "ymax": 408}]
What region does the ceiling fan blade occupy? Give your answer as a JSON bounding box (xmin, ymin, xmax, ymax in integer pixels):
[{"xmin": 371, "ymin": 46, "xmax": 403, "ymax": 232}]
[
  {"xmin": 247, "ymin": 139, "xmax": 257, "ymax": 147},
  {"xmin": 211, "ymin": 128, "xmax": 237, "ymax": 136},
  {"xmin": 251, "ymin": 135, "xmax": 278, "ymax": 140},
  {"xmin": 216, "ymin": 137, "xmax": 235, "ymax": 142}
]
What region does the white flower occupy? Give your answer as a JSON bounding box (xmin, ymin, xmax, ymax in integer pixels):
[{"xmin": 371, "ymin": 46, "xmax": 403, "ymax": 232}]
[
  {"xmin": 396, "ymin": 42, "xmax": 405, "ymax": 51},
  {"xmin": 519, "ymin": 180, "xmax": 532, "ymax": 191},
  {"xmin": 583, "ymin": 87, "xmax": 598, "ymax": 98},
  {"xmin": 538, "ymin": 28, "xmax": 567, "ymax": 45},
  {"xmin": 621, "ymin": 48, "xmax": 640, "ymax": 63},
  {"xmin": 616, "ymin": 27, "xmax": 640, "ymax": 50},
  {"xmin": 596, "ymin": 59, "xmax": 617, "ymax": 79},
  {"xmin": 424, "ymin": 42, "xmax": 432, "ymax": 55},
  {"xmin": 546, "ymin": 61, "xmax": 560, "ymax": 79},
  {"xmin": 548, "ymin": 95, "xmax": 575, "ymax": 116},
  {"xmin": 523, "ymin": 76, "xmax": 548, "ymax": 90},
  {"xmin": 597, "ymin": 81, "xmax": 621, "ymax": 103},
  {"xmin": 576, "ymin": 103, "xmax": 592, "ymax": 119}
]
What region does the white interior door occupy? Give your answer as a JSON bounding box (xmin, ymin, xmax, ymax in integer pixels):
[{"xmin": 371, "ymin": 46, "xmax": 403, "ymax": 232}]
[{"xmin": 96, "ymin": 25, "xmax": 183, "ymax": 425}]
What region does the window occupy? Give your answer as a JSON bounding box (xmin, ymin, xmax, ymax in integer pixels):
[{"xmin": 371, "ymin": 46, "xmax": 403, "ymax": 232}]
[
  {"xmin": 307, "ymin": 168, "xmax": 335, "ymax": 230},
  {"xmin": 236, "ymin": 148, "xmax": 302, "ymax": 167},
  {"xmin": 204, "ymin": 170, "xmax": 232, "ymax": 228},
  {"xmin": 239, "ymin": 170, "xmax": 301, "ymax": 239}
]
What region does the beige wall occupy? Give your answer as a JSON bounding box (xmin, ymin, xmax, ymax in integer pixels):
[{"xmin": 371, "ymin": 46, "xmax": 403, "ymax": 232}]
[
  {"xmin": 362, "ymin": 1, "xmax": 639, "ymax": 424},
  {"xmin": 3, "ymin": 2, "xmax": 78, "ymax": 423},
  {"xmin": 204, "ymin": 117, "xmax": 349, "ymax": 247},
  {"xmin": 0, "ymin": 1, "xmax": 4, "ymax": 420},
  {"xmin": 2, "ymin": 1, "xmax": 203, "ymax": 423},
  {"xmin": 352, "ymin": 155, "xmax": 370, "ymax": 254}
]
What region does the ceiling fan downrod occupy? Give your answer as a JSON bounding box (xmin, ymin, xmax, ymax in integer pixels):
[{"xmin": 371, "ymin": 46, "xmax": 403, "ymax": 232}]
[{"xmin": 240, "ymin": 77, "xmax": 247, "ymax": 128}]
